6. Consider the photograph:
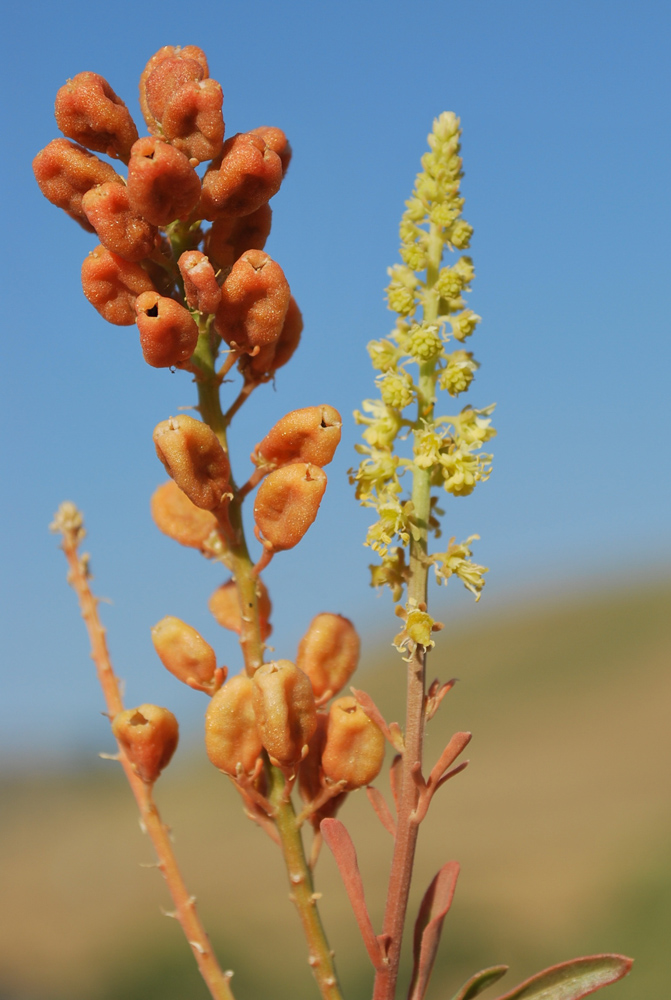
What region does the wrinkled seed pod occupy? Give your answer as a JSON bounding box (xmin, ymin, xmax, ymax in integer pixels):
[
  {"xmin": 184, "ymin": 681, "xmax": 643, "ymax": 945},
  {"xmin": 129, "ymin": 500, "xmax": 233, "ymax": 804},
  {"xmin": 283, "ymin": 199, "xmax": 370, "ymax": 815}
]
[
  {"xmin": 136, "ymin": 291, "xmax": 199, "ymax": 368},
  {"xmin": 253, "ymin": 463, "xmax": 327, "ymax": 551},
  {"xmin": 161, "ymin": 78, "xmax": 225, "ymax": 163},
  {"xmin": 209, "ymin": 578, "xmax": 272, "ymax": 640},
  {"xmin": 205, "ymin": 203, "xmax": 272, "ymax": 273},
  {"xmin": 215, "ymin": 250, "xmax": 290, "ymax": 352},
  {"xmin": 151, "ymin": 616, "xmax": 217, "ymax": 690},
  {"xmin": 252, "ymin": 660, "xmax": 317, "ymax": 766},
  {"xmin": 112, "ymin": 704, "xmax": 179, "ymax": 784},
  {"xmin": 33, "ymin": 138, "xmax": 123, "ymax": 230},
  {"xmin": 151, "ymin": 480, "xmax": 218, "ymax": 549},
  {"xmin": 205, "ymin": 675, "xmax": 262, "ymax": 775},
  {"xmin": 127, "ymin": 137, "xmax": 201, "ymax": 227},
  {"xmin": 153, "ymin": 414, "xmax": 231, "ymax": 511},
  {"xmin": 253, "ymin": 405, "xmax": 342, "ymax": 470},
  {"xmin": 298, "ymin": 711, "xmax": 328, "ymax": 805},
  {"xmin": 296, "ymin": 613, "xmax": 360, "ymax": 700},
  {"xmin": 140, "ymin": 45, "xmax": 209, "ymax": 132},
  {"xmin": 54, "ymin": 71, "xmax": 139, "ymax": 162},
  {"xmin": 178, "ymin": 251, "xmax": 221, "ymax": 314},
  {"xmin": 245, "ymin": 295, "xmax": 302, "ymax": 381},
  {"xmin": 321, "ymin": 696, "xmax": 385, "ymax": 790},
  {"xmin": 81, "ymin": 245, "xmax": 156, "ymax": 325},
  {"xmin": 199, "ymin": 132, "xmax": 282, "ymax": 220},
  {"xmin": 249, "ymin": 126, "xmax": 292, "ymax": 175},
  {"xmin": 82, "ymin": 182, "xmax": 157, "ymax": 262}
]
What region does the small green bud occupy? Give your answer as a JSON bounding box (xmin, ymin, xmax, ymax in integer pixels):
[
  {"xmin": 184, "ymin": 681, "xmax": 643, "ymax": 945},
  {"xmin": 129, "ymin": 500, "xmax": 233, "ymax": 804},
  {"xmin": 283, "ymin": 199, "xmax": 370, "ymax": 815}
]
[
  {"xmin": 450, "ymin": 220, "xmax": 473, "ymax": 249},
  {"xmin": 408, "ymin": 323, "xmax": 443, "ymax": 362},
  {"xmin": 379, "ymin": 372, "xmax": 414, "ymax": 410}
]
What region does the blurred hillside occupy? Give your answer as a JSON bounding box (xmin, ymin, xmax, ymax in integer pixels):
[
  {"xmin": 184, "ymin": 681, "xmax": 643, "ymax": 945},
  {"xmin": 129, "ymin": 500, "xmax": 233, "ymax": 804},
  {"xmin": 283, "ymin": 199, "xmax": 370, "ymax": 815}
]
[{"xmin": 1, "ymin": 579, "xmax": 669, "ymax": 1000}]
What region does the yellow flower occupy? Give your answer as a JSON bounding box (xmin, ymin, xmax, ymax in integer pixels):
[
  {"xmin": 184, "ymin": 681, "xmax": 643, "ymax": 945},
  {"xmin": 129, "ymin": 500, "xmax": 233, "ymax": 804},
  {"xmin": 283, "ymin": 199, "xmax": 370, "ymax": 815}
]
[
  {"xmin": 432, "ymin": 535, "xmax": 488, "ymax": 600},
  {"xmin": 439, "ymin": 350, "xmax": 479, "ymax": 396}
]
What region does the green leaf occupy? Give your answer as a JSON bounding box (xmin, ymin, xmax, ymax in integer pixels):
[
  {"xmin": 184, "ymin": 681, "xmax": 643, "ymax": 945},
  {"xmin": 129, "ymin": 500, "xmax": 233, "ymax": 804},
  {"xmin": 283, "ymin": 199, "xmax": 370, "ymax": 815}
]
[
  {"xmin": 450, "ymin": 965, "xmax": 509, "ymax": 1000},
  {"xmin": 491, "ymin": 954, "xmax": 633, "ymax": 1000}
]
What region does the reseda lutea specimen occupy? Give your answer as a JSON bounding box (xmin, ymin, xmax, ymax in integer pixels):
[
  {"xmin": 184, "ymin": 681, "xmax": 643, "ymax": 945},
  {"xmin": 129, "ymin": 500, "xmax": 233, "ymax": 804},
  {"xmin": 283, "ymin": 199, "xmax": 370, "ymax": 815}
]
[{"xmin": 38, "ymin": 45, "xmax": 632, "ymax": 1000}]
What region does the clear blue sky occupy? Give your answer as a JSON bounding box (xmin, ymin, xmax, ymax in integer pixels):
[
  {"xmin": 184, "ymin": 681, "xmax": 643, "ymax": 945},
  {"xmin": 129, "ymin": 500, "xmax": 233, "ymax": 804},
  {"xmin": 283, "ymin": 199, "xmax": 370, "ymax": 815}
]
[{"xmin": 2, "ymin": 0, "xmax": 670, "ymax": 765}]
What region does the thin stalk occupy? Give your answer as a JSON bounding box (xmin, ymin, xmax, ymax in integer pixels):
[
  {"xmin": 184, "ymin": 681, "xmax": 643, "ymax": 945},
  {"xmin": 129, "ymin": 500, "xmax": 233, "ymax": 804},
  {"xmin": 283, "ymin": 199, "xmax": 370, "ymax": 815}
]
[{"xmin": 57, "ymin": 521, "xmax": 235, "ymax": 1000}]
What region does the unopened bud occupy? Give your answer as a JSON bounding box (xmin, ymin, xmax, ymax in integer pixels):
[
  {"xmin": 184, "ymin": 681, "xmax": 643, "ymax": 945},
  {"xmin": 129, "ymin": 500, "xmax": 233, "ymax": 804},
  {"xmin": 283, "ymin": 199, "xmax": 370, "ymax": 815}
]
[
  {"xmin": 151, "ymin": 616, "xmax": 220, "ymax": 693},
  {"xmin": 296, "ymin": 614, "xmax": 360, "ymax": 700},
  {"xmin": 205, "ymin": 675, "xmax": 262, "ymax": 776},
  {"xmin": 82, "ymin": 182, "xmax": 157, "ymax": 262},
  {"xmin": 209, "ymin": 578, "xmax": 272, "ymax": 640},
  {"xmin": 253, "ymin": 405, "xmax": 341, "ymax": 471},
  {"xmin": 199, "ymin": 132, "xmax": 282, "ymax": 220},
  {"xmin": 153, "ymin": 415, "xmax": 231, "ymax": 511},
  {"xmin": 321, "ymin": 696, "xmax": 385, "ymax": 790},
  {"xmin": 81, "ymin": 245, "xmax": 155, "ymax": 325},
  {"xmin": 127, "ymin": 137, "xmax": 201, "ymax": 227},
  {"xmin": 214, "ymin": 250, "xmax": 290, "ymax": 353},
  {"xmin": 253, "ymin": 463, "xmax": 327, "ymax": 551},
  {"xmin": 252, "ymin": 660, "xmax": 317, "ymax": 766},
  {"xmin": 204, "ymin": 204, "xmax": 272, "ymax": 272},
  {"xmin": 112, "ymin": 704, "xmax": 179, "ymax": 784},
  {"xmin": 54, "ymin": 72, "xmax": 139, "ymax": 162},
  {"xmin": 151, "ymin": 480, "xmax": 218, "ymax": 550},
  {"xmin": 136, "ymin": 292, "xmax": 199, "ymax": 368},
  {"xmin": 33, "ymin": 138, "xmax": 123, "ymax": 230},
  {"xmin": 249, "ymin": 127, "xmax": 292, "ymax": 175},
  {"xmin": 178, "ymin": 251, "xmax": 222, "ymax": 314}
]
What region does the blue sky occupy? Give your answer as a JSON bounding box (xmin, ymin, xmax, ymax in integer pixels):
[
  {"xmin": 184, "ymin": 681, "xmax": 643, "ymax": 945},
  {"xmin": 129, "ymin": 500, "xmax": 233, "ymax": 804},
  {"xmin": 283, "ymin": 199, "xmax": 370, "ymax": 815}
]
[{"xmin": 2, "ymin": 0, "xmax": 670, "ymax": 764}]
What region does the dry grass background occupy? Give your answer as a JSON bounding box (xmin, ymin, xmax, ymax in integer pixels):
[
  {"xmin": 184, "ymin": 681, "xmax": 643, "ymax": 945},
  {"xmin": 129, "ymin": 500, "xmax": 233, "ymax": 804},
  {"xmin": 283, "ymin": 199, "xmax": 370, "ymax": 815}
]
[{"xmin": 2, "ymin": 579, "xmax": 669, "ymax": 1000}]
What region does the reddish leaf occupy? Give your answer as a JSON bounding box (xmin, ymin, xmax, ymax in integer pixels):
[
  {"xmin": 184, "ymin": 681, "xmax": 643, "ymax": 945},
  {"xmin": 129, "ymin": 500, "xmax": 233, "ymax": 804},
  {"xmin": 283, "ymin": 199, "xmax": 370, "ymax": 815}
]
[
  {"xmin": 408, "ymin": 861, "xmax": 460, "ymax": 1000},
  {"xmin": 492, "ymin": 954, "xmax": 633, "ymax": 1000},
  {"xmin": 450, "ymin": 965, "xmax": 509, "ymax": 1000},
  {"xmin": 320, "ymin": 818, "xmax": 385, "ymax": 970},
  {"xmin": 389, "ymin": 753, "xmax": 402, "ymax": 813},
  {"xmin": 366, "ymin": 785, "xmax": 396, "ymax": 836}
]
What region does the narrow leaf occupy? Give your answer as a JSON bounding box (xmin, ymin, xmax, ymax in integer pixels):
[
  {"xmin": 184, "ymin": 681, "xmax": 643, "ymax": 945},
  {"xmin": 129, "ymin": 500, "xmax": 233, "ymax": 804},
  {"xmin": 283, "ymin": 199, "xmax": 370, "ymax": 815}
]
[
  {"xmin": 492, "ymin": 954, "xmax": 633, "ymax": 1000},
  {"xmin": 450, "ymin": 965, "xmax": 509, "ymax": 1000},
  {"xmin": 320, "ymin": 818, "xmax": 385, "ymax": 970},
  {"xmin": 366, "ymin": 785, "xmax": 396, "ymax": 836},
  {"xmin": 351, "ymin": 687, "xmax": 404, "ymax": 751},
  {"xmin": 408, "ymin": 861, "xmax": 460, "ymax": 1000},
  {"xmin": 427, "ymin": 732, "xmax": 472, "ymax": 789}
]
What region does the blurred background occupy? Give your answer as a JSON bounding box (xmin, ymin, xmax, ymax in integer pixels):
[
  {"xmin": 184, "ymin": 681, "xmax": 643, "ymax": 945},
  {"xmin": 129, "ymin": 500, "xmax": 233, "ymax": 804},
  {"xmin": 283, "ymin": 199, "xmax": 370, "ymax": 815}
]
[{"xmin": 1, "ymin": 1, "xmax": 670, "ymax": 998}]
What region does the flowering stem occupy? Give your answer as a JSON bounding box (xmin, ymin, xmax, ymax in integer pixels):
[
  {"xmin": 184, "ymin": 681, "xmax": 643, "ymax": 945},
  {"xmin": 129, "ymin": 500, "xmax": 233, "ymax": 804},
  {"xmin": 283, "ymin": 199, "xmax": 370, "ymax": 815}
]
[{"xmin": 55, "ymin": 513, "xmax": 235, "ymax": 1000}]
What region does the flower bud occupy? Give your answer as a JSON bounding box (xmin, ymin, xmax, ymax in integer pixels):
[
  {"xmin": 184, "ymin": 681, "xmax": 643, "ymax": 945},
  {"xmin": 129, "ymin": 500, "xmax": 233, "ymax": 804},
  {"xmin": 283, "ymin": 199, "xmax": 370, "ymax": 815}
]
[
  {"xmin": 253, "ymin": 405, "xmax": 342, "ymax": 471},
  {"xmin": 140, "ymin": 46, "xmax": 209, "ymax": 132},
  {"xmin": 161, "ymin": 78, "xmax": 225, "ymax": 163},
  {"xmin": 209, "ymin": 578, "xmax": 272, "ymax": 641},
  {"xmin": 112, "ymin": 704, "xmax": 179, "ymax": 784},
  {"xmin": 253, "ymin": 463, "xmax": 327, "ymax": 551},
  {"xmin": 81, "ymin": 245, "xmax": 155, "ymax": 325},
  {"xmin": 136, "ymin": 292, "xmax": 199, "ymax": 368},
  {"xmin": 127, "ymin": 137, "xmax": 201, "ymax": 227},
  {"xmin": 54, "ymin": 72, "xmax": 139, "ymax": 162},
  {"xmin": 214, "ymin": 250, "xmax": 290, "ymax": 353},
  {"xmin": 321, "ymin": 696, "xmax": 385, "ymax": 790},
  {"xmin": 153, "ymin": 414, "xmax": 231, "ymax": 511},
  {"xmin": 244, "ymin": 295, "xmax": 302, "ymax": 380},
  {"xmin": 178, "ymin": 251, "xmax": 221, "ymax": 314},
  {"xmin": 82, "ymin": 182, "xmax": 157, "ymax": 261},
  {"xmin": 296, "ymin": 613, "xmax": 360, "ymax": 700},
  {"xmin": 205, "ymin": 675, "xmax": 262, "ymax": 775},
  {"xmin": 199, "ymin": 132, "xmax": 282, "ymax": 220},
  {"xmin": 33, "ymin": 138, "xmax": 123, "ymax": 230},
  {"xmin": 252, "ymin": 660, "xmax": 317, "ymax": 766},
  {"xmin": 151, "ymin": 480, "xmax": 218, "ymax": 550},
  {"xmin": 151, "ymin": 616, "xmax": 219, "ymax": 693},
  {"xmin": 204, "ymin": 204, "xmax": 272, "ymax": 273}
]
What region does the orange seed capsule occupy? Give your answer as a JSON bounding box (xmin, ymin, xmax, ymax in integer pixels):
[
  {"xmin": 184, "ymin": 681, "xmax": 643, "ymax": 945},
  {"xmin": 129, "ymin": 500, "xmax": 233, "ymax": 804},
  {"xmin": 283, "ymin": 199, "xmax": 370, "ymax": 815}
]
[
  {"xmin": 205, "ymin": 675, "xmax": 262, "ymax": 776},
  {"xmin": 248, "ymin": 126, "xmax": 292, "ymax": 175},
  {"xmin": 140, "ymin": 46, "xmax": 209, "ymax": 132},
  {"xmin": 151, "ymin": 480, "xmax": 218, "ymax": 550},
  {"xmin": 244, "ymin": 295, "xmax": 303, "ymax": 381},
  {"xmin": 112, "ymin": 704, "xmax": 179, "ymax": 784},
  {"xmin": 253, "ymin": 463, "xmax": 327, "ymax": 551},
  {"xmin": 161, "ymin": 78, "xmax": 225, "ymax": 164},
  {"xmin": 127, "ymin": 137, "xmax": 201, "ymax": 227},
  {"xmin": 81, "ymin": 245, "xmax": 156, "ymax": 326},
  {"xmin": 252, "ymin": 660, "xmax": 317, "ymax": 766},
  {"xmin": 253, "ymin": 405, "xmax": 342, "ymax": 470},
  {"xmin": 82, "ymin": 182, "xmax": 157, "ymax": 262},
  {"xmin": 33, "ymin": 138, "xmax": 123, "ymax": 230},
  {"xmin": 199, "ymin": 131, "xmax": 282, "ymax": 220},
  {"xmin": 153, "ymin": 415, "xmax": 231, "ymax": 511},
  {"xmin": 178, "ymin": 251, "xmax": 221, "ymax": 314},
  {"xmin": 298, "ymin": 711, "xmax": 328, "ymax": 805},
  {"xmin": 136, "ymin": 291, "xmax": 199, "ymax": 368},
  {"xmin": 208, "ymin": 578, "xmax": 272, "ymax": 641},
  {"xmin": 321, "ymin": 696, "xmax": 385, "ymax": 790},
  {"xmin": 204, "ymin": 203, "xmax": 272, "ymax": 273},
  {"xmin": 215, "ymin": 250, "xmax": 290, "ymax": 353},
  {"xmin": 151, "ymin": 616, "xmax": 218, "ymax": 693},
  {"xmin": 54, "ymin": 71, "xmax": 139, "ymax": 162},
  {"xmin": 296, "ymin": 613, "xmax": 360, "ymax": 700}
]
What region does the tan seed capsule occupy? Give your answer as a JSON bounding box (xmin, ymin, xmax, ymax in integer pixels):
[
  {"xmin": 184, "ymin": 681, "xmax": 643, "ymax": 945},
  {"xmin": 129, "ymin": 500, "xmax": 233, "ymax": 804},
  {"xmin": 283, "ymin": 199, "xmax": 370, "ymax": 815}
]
[
  {"xmin": 214, "ymin": 249, "xmax": 290, "ymax": 352},
  {"xmin": 151, "ymin": 480, "xmax": 218, "ymax": 550},
  {"xmin": 153, "ymin": 415, "xmax": 231, "ymax": 511},
  {"xmin": 81, "ymin": 245, "xmax": 156, "ymax": 325},
  {"xmin": 321, "ymin": 696, "xmax": 385, "ymax": 790},
  {"xmin": 151, "ymin": 616, "xmax": 218, "ymax": 692},
  {"xmin": 112, "ymin": 704, "xmax": 179, "ymax": 784},
  {"xmin": 296, "ymin": 613, "xmax": 360, "ymax": 700},
  {"xmin": 253, "ymin": 463, "xmax": 327, "ymax": 551},
  {"xmin": 136, "ymin": 292, "xmax": 199, "ymax": 368},
  {"xmin": 209, "ymin": 579, "xmax": 272, "ymax": 640},
  {"xmin": 252, "ymin": 660, "xmax": 317, "ymax": 766},
  {"xmin": 252, "ymin": 405, "xmax": 342, "ymax": 471},
  {"xmin": 178, "ymin": 251, "xmax": 222, "ymax": 315},
  {"xmin": 205, "ymin": 675, "xmax": 262, "ymax": 776}
]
